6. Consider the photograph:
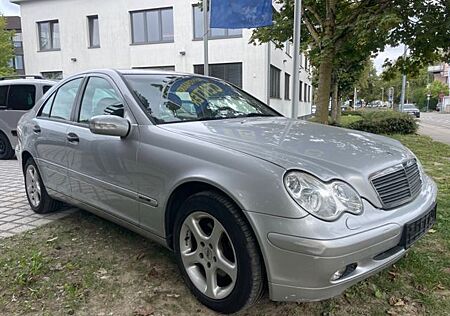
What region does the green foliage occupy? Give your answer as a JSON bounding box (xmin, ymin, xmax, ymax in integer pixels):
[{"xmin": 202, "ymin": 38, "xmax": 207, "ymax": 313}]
[
  {"xmin": 250, "ymin": 1, "xmax": 449, "ymax": 124},
  {"xmin": 346, "ymin": 111, "xmax": 418, "ymax": 134},
  {"xmin": 0, "ymin": 15, "xmax": 14, "ymax": 76}
]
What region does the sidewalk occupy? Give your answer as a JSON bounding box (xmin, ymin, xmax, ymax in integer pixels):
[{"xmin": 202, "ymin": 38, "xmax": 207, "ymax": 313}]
[{"xmin": 0, "ymin": 160, "xmax": 75, "ymax": 238}]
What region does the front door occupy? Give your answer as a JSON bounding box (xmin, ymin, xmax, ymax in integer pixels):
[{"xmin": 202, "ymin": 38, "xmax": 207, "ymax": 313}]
[{"xmin": 66, "ymin": 75, "xmax": 140, "ymax": 225}]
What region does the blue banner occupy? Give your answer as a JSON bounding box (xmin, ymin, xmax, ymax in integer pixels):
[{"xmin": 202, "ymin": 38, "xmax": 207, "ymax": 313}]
[{"xmin": 210, "ymin": 0, "xmax": 273, "ymax": 29}]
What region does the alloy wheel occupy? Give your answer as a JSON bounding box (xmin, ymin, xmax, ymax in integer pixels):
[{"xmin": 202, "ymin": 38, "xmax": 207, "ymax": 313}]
[
  {"xmin": 25, "ymin": 165, "xmax": 42, "ymax": 207},
  {"xmin": 179, "ymin": 211, "xmax": 237, "ymax": 300}
]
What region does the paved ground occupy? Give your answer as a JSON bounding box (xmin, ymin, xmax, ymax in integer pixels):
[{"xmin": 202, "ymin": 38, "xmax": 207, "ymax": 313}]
[
  {"xmin": 0, "ymin": 159, "xmax": 75, "ymax": 238},
  {"xmin": 418, "ymin": 112, "xmax": 450, "ymax": 145}
]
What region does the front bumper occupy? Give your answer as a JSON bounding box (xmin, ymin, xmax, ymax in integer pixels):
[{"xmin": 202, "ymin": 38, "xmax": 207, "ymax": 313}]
[{"xmin": 245, "ymin": 175, "xmax": 437, "ymax": 302}]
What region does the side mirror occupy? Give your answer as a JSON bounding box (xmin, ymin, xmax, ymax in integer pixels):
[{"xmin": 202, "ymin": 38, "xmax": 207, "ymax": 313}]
[{"xmin": 89, "ymin": 115, "xmax": 130, "ymax": 137}]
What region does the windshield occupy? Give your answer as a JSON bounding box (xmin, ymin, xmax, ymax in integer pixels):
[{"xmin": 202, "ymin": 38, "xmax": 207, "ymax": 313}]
[
  {"xmin": 404, "ymin": 104, "xmax": 417, "ymax": 109},
  {"xmin": 124, "ymin": 74, "xmax": 280, "ymax": 124}
]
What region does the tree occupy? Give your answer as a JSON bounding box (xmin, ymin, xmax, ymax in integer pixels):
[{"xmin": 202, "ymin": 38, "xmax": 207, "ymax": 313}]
[
  {"xmin": 0, "ymin": 15, "xmax": 14, "ymax": 77},
  {"xmin": 250, "ymin": 0, "xmax": 449, "ymax": 123}
]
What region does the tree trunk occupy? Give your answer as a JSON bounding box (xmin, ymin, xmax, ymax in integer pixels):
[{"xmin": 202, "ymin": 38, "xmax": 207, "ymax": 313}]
[
  {"xmin": 316, "ymin": 49, "xmax": 334, "ymax": 124},
  {"xmin": 331, "ymin": 81, "xmax": 340, "ymax": 125}
]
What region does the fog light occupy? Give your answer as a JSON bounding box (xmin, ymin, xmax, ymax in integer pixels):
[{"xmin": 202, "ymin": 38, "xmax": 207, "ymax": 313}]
[
  {"xmin": 330, "ymin": 267, "xmax": 347, "ymax": 281},
  {"xmin": 330, "ymin": 263, "xmax": 357, "ymax": 281}
]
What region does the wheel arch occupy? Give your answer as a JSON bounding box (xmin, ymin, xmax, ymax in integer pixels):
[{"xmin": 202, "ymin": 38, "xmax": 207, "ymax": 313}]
[
  {"xmin": 21, "ymin": 150, "xmax": 34, "ymax": 171},
  {"xmin": 165, "ymin": 180, "xmax": 239, "ymax": 248},
  {"xmin": 164, "ymin": 179, "xmax": 268, "ymax": 292}
]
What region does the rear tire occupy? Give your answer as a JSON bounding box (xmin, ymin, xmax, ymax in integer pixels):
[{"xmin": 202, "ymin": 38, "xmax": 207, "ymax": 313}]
[
  {"xmin": 174, "ymin": 191, "xmax": 264, "ymax": 314},
  {"xmin": 24, "ymin": 158, "xmax": 61, "ymax": 214},
  {"xmin": 0, "ymin": 132, "xmax": 14, "ymax": 160}
]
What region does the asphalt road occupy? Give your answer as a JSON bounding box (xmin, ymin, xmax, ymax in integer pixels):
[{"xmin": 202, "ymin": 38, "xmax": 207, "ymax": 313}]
[{"xmin": 418, "ymin": 112, "xmax": 450, "ymax": 145}]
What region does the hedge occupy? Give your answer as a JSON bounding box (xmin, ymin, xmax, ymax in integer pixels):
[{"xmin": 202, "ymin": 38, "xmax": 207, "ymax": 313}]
[{"xmin": 346, "ymin": 111, "xmax": 418, "ymax": 135}]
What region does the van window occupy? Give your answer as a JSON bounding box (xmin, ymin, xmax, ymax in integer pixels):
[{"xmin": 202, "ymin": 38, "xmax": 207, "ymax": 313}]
[
  {"xmin": 43, "ymin": 85, "xmax": 53, "ymax": 94},
  {"xmin": 8, "ymin": 85, "xmax": 36, "ymax": 110},
  {"xmin": 0, "ymin": 86, "xmax": 8, "ymax": 107}
]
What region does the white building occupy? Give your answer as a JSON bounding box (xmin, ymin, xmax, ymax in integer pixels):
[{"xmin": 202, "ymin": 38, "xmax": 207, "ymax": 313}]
[{"xmin": 12, "ymin": 0, "xmax": 312, "ymax": 117}]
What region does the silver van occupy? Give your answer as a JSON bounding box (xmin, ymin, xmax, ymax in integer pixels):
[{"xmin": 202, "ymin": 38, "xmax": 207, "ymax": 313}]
[{"xmin": 0, "ymin": 76, "xmax": 55, "ymax": 159}]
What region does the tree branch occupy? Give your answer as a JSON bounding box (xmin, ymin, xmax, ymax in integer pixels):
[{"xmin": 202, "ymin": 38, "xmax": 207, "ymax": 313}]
[
  {"xmin": 302, "ymin": 13, "xmax": 321, "ymax": 45},
  {"xmin": 304, "ymin": 5, "xmax": 323, "ymax": 27}
]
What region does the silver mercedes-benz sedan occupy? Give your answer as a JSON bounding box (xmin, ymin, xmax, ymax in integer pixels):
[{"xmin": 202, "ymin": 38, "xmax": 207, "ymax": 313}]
[{"xmin": 16, "ymin": 69, "xmax": 437, "ymax": 313}]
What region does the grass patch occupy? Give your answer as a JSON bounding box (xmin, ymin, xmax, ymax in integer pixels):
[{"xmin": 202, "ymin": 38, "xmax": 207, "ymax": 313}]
[{"xmin": 0, "ymin": 135, "xmax": 449, "ymax": 315}]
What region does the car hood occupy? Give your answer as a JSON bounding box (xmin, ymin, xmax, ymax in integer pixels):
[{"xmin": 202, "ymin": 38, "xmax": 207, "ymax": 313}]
[{"xmin": 160, "ymin": 117, "xmax": 414, "ymax": 206}]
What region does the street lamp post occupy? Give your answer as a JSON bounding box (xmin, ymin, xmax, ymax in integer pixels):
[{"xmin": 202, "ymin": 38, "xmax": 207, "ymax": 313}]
[
  {"xmin": 381, "ymin": 87, "xmax": 384, "ymax": 104},
  {"xmin": 426, "ymin": 94, "xmax": 431, "ymax": 112}
]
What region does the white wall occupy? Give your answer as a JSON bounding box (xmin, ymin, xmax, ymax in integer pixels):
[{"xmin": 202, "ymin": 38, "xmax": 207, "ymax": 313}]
[{"xmin": 17, "ymin": 0, "xmax": 311, "ymax": 116}]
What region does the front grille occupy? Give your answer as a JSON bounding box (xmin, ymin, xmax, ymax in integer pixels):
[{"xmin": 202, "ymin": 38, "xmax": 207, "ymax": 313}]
[{"xmin": 371, "ymin": 159, "xmax": 422, "ymax": 208}]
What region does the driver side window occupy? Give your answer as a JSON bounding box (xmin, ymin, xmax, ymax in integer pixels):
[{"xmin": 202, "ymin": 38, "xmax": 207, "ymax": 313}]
[{"xmin": 78, "ymin": 77, "xmax": 123, "ymax": 124}]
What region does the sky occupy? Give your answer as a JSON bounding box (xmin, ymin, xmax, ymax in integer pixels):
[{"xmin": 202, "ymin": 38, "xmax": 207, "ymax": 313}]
[
  {"xmin": 373, "ymin": 45, "xmax": 405, "ymax": 74},
  {"xmin": 0, "ymin": 0, "xmax": 20, "ymax": 15},
  {"xmin": 1, "ymin": 0, "xmax": 402, "ymax": 74}
]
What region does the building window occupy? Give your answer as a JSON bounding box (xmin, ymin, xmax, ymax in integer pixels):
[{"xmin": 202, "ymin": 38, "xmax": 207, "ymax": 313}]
[
  {"xmin": 14, "ymin": 55, "xmax": 24, "ymax": 70},
  {"xmin": 194, "ymin": 63, "xmax": 243, "ymax": 88},
  {"xmin": 88, "ymin": 15, "xmax": 100, "ymax": 48},
  {"xmin": 130, "ymin": 8, "xmax": 174, "ymax": 44},
  {"xmin": 41, "ymin": 71, "xmax": 63, "ymax": 80},
  {"xmin": 299, "ymin": 81, "xmax": 303, "ymax": 101},
  {"xmin": 12, "ymin": 32, "xmax": 22, "ymax": 48},
  {"xmin": 285, "ymin": 41, "xmax": 291, "ymax": 57},
  {"xmin": 284, "ymin": 73, "xmax": 290, "ymax": 100},
  {"xmin": 193, "ymin": 5, "xmax": 242, "ymax": 40},
  {"xmin": 38, "ymin": 20, "xmax": 60, "ymax": 51},
  {"xmin": 270, "ymin": 66, "xmax": 281, "ymax": 99},
  {"xmin": 304, "ymin": 82, "xmax": 308, "ymax": 102}
]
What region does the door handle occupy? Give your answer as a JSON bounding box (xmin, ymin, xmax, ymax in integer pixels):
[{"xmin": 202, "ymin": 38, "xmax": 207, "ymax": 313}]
[
  {"xmin": 33, "ymin": 125, "xmax": 41, "ymax": 134},
  {"xmin": 67, "ymin": 132, "xmax": 79, "ymax": 143}
]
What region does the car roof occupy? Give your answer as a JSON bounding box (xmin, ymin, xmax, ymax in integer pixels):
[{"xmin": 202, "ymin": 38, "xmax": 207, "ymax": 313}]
[
  {"xmin": 73, "ymin": 68, "xmax": 196, "ymax": 78},
  {"xmin": 0, "ymin": 78, "xmax": 56, "ymax": 86}
]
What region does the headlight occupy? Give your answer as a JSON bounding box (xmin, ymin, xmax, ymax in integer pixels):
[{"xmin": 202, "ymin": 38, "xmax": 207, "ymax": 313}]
[{"xmin": 284, "ymin": 171, "xmax": 363, "ymax": 221}]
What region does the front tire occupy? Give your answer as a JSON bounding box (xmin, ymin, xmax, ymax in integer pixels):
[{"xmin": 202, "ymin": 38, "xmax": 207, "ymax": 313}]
[
  {"xmin": 0, "ymin": 132, "xmax": 14, "ymax": 160},
  {"xmin": 24, "ymin": 158, "xmax": 61, "ymax": 214},
  {"xmin": 174, "ymin": 191, "xmax": 264, "ymax": 314}
]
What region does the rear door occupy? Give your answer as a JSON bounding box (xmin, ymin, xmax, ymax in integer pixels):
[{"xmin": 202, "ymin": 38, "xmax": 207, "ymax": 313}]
[
  {"xmin": 66, "ymin": 75, "xmax": 140, "ymax": 225},
  {"xmin": 33, "ymin": 78, "xmax": 84, "ymax": 197}
]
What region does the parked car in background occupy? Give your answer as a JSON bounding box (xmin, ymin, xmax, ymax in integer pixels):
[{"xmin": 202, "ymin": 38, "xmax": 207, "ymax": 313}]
[
  {"xmin": 0, "ymin": 75, "xmax": 55, "ymax": 159},
  {"xmin": 17, "ymin": 69, "xmax": 437, "ymax": 313},
  {"xmin": 401, "ymin": 103, "xmax": 421, "ymax": 118}
]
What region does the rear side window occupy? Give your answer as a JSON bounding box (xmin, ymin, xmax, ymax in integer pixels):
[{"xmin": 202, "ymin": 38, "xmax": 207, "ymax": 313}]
[
  {"xmin": 49, "ymin": 78, "xmax": 83, "ymax": 121},
  {"xmin": 39, "ymin": 93, "xmax": 56, "ymax": 117},
  {"xmin": 0, "ymin": 86, "xmax": 8, "ymax": 107},
  {"xmin": 43, "ymin": 85, "xmax": 53, "ymax": 94},
  {"xmin": 7, "ymin": 85, "xmax": 36, "ymax": 110}
]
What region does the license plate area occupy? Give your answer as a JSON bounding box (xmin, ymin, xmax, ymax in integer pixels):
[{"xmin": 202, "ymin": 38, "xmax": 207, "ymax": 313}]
[{"xmin": 401, "ymin": 204, "xmax": 436, "ymax": 249}]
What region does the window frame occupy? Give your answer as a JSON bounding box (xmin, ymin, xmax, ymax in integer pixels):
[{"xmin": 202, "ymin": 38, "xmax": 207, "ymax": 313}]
[
  {"xmin": 130, "ymin": 7, "xmax": 174, "ymax": 45},
  {"xmin": 192, "ymin": 5, "xmax": 242, "ymax": 40},
  {"xmin": 87, "ymin": 15, "xmax": 100, "ymax": 48},
  {"xmin": 270, "ymin": 65, "xmax": 281, "ymax": 99},
  {"xmin": 37, "ymin": 20, "xmax": 60, "ymax": 51}
]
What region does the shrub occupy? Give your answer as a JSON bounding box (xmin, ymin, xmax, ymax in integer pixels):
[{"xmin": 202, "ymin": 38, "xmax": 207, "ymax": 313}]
[{"xmin": 346, "ymin": 111, "xmax": 418, "ymax": 135}]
